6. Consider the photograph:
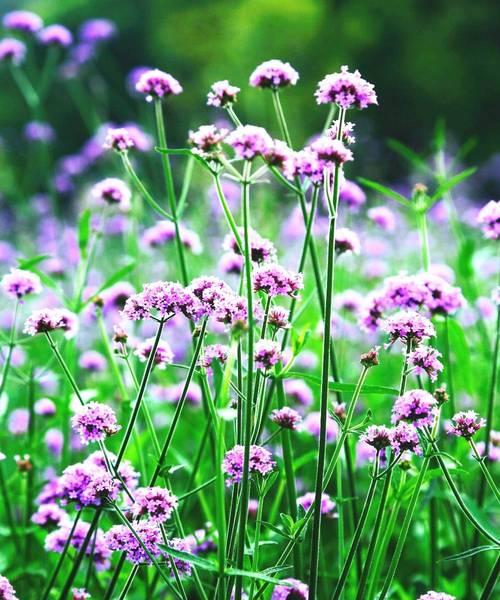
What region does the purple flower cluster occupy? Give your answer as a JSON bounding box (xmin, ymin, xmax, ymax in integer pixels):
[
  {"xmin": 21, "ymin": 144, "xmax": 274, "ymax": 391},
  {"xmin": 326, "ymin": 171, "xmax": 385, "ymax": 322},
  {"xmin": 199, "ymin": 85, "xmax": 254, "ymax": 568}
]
[
  {"xmin": 303, "ymin": 412, "xmax": 338, "ymax": 442},
  {"xmin": 188, "ymin": 124, "xmax": 228, "ymax": 159},
  {"xmin": 315, "ymin": 65, "xmax": 377, "ymax": 109},
  {"xmin": 135, "ymin": 69, "xmax": 183, "ymax": 102},
  {"xmin": 1, "ymin": 268, "xmax": 41, "ymax": 299},
  {"xmin": 270, "ymin": 407, "xmax": 302, "ymax": 430},
  {"xmin": 24, "ymin": 308, "xmax": 79, "ymax": 338},
  {"xmin": 408, "ymin": 346, "xmax": 443, "ymax": 381},
  {"xmin": 142, "ymin": 220, "xmax": 202, "ymax": 254},
  {"xmin": 72, "ymin": 589, "xmax": 91, "ymax": 600},
  {"xmin": 367, "ymin": 206, "xmax": 396, "ymax": 232},
  {"xmin": 79, "ymin": 19, "xmax": 116, "ymax": 43},
  {"xmin": 3, "ymin": 10, "xmax": 43, "ymax": 33},
  {"xmin": 59, "ymin": 462, "xmax": 119, "ymax": 508},
  {"xmin": 38, "ymin": 24, "xmax": 73, "ymax": 47},
  {"xmin": 166, "ymin": 537, "xmax": 194, "ymax": 576},
  {"xmin": 447, "ymin": 411, "xmax": 486, "ymax": 439},
  {"xmin": 310, "ymin": 137, "xmax": 354, "ymax": 166},
  {"xmin": 223, "ymin": 445, "xmax": 276, "ymax": 486},
  {"xmin": 198, "ymin": 344, "xmax": 229, "ymax": 370},
  {"xmin": 24, "ymin": 121, "xmax": 56, "ymax": 143},
  {"xmin": 253, "ymin": 263, "xmax": 303, "ymax": 297},
  {"xmin": 134, "ymin": 337, "xmax": 174, "ymax": 369},
  {"xmin": 390, "ymin": 422, "xmax": 422, "ymax": 455},
  {"xmin": 382, "ymin": 310, "xmax": 435, "ymax": 345},
  {"xmin": 360, "ymin": 425, "xmax": 392, "ymax": 450},
  {"xmin": 254, "ymin": 339, "xmax": 282, "ymax": 370},
  {"xmin": 0, "ymin": 575, "xmax": 19, "ymax": 600},
  {"xmin": 477, "ymin": 200, "xmax": 499, "ymax": 240},
  {"xmin": 268, "ymin": 306, "xmax": 290, "ymax": 330},
  {"xmin": 271, "ymin": 578, "xmax": 309, "ymax": 599},
  {"xmin": 224, "ymin": 228, "xmax": 277, "ymax": 263},
  {"xmin": 418, "ymin": 593, "xmax": 456, "ymax": 600},
  {"xmin": 130, "ymin": 486, "xmax": 178, "ymax": 523},
  {"xmin": 339, "ymin": 179, "xmax": 365, "ymax": 210},
  {"xmin": 249, "ymin": 59, "xmax": 299, "ymax": 89},
  {"xmin": 31, "ymin": 503, "xmax": 68, "ymax": 528},
  {"xmin": 207, "ymin": 80, "xmax": 240, "ymax": 107},
  {"xmin": 71, "ymin": 402, "xmax": 120, "ymax": 445},
  {"xmin": 335, "ymin": 227, "xmax": 361, "ymax": 255},
  {"xmin": 92, "ymin": 178, "xmax": 131, "ymax": 210},
  {"xmin": 284, "ymin": 379, "xmax": 313, "ymax": 406},
  {"xmin": 392, "ymin": 390, "xmax": 438, "ymax": 429},
  {"xmin": 103, "ymin": 127, "xmax": 136, "ymax": 153},
  {"xmin": 106, "ymin": 521, "xmax": 162, "ymax": 565},
  {"xmin": 79, "ymin": 350, "xmax": 107, "ymax": 372},
  {"xmin": 226, "ymin": 125, "xmax": 274, "ymax": 161},
  {"xmin": 297, "ymin": 492, "xmax": 336, "ymax": 517},
  {"xmin": 0, "ymin": 38, "xmax": 26, "ymax": 65}
]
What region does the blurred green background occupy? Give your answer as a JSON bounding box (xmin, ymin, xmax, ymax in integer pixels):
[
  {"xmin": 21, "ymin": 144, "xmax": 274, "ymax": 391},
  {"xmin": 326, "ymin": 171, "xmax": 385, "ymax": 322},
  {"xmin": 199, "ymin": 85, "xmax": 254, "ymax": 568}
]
[{"xmin": 2, "ymin": 0, "xmax": 500, "ymax": 180}]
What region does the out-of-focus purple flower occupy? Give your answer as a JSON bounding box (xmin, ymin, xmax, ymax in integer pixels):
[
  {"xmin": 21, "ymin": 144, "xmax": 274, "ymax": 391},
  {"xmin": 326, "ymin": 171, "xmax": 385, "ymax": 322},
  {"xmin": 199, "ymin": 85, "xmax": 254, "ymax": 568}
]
[
  {"xmin": 45, "ymin": 428, "xmax": 64, "ymax": 457},
  {"xmin": 3, "ymin": 11, "xmax": 43, "ymax": 33},
  {"xmin": 188, "ymin": 124, "xmax": 228, "ymax": 160},
  {"xmin": 126, "ymin": 66, "xmax": 151, "ymax": 94},
  {"xmin": 356, "ymin": 439, "xmax": 377, "ymax": 466},
  {"xmin": 38, "ymin": 25, "xmax": 73, "ymax": 47},
  {"xmin": 408, "ymin": 346, "xmax": 443, "ymax": 381},
  {"xmin": 382, "ymin": 310, "xmax": 435, "ymax": 345},
  {"xmin": 131, "ymin": 486, "xmax": 178, "ymax": 523},
  {"xmin": 303, "ymin": 411, "xmax": 338, "ymax": 442},
  {"xmin": 72, "ymin": 589, "xmax": 91, "ymax": 600},
  {"xmin": 367, "ymin": 206, "xmax": 396, "ymax": 232},
  {"xmin": 284, "ymin": 379, "xmax": 313, "ymax": 406},
  {"xmin": 254, "ymin": 339, "xmax": 282, "ymax": 370},
  {"xmin": 390, "ymin": 422, "xmax": 421, "ymax": 455},
  {"xmin": 392, "ymin": 390, "xmax": 438, "ymax": 429},
  {"xmin": 334, "ymin": 290, "xmax": 363, "ymax": 315},
  {"xmin": 339, "ymin": 179, "xmax": 365, "ymax": 211},
  {"xmin": 0, "ymin": 575, "xmax": 19, "ymax": 600},
  {"xmin": 315, "ymin": 65, "xmax": 377, "ymax": 109},
  {"xmin": 199, "ymin": 344, "xmax": 229, "ymax": 370},
  {"xmin": 134, "ymin": 337, "xmax": 174, "ymax": 369},
  {"xmin": 223, "ymin": 445, "xmax": 275, "ymax": 486},
  {"xmin": 226, "ymin": 125, "xmax": 274, "ymax": 161},
  {"xmin": 475, "ymin": 430, "xmax": 500, "ymax": 462},
  {"xmin": 271, "ymin": 578, "xmax": 309, "ymax": 599},
  {"xmin": 263, "ymin": 139, "xmax": 293, "ymax": 168},
  {"xmin": 249, "ymin": 59, "xmax": 299, "ymax": 89},
  {"xmin": 31, "ymin": 503, "xmax": 67, "ymax": 528},
  {"xmin": 35, "ymin": 397, "xmax": 56, "ymax": 416},
  {"xmin": 417, "ymin": 592, "xmax": 456, "ymax": 600},
  {"xmin": 79, "ymin": 350, "xmax": 107, "ymax": 373},
  {"xmin": 283, "ymin": 148, "xmax": 323, "ymax": 184},
  {"xmin": 0, "ymin": 38, "xmax": 26, "ymax": 65},
  {"xmin": 24, "ymin": 308, "xmax": 79, "ymax": 338},
  {"xmin": 8, "ymin": 408, "xmax": 29, "ymax": 435},
  {"xmin": 142, "ymin": 221, "xmax": 202, "ymax": 254},
  {"xmin": 184, "ymin": 529, "xmax": 216, "ymax": 555},
  {"xmin": 358, "ymin": 292, "xmax": 388, "ymax": 332},
  {"xmin": 270, "ymin": 407, "xmax": 302, "ymax": 430},
  {"xmin": 106, "ymin": 521, "xmax": 162, "ymax": 564},
  {"xmin": 418, "ymin": 273, "xmax": 464, "ymax": 315},
  {"xmin": 224, "ymin": 228, "xmax": 276, "ymax": 263},
  {"xmin": 79, "ymin": 19, "xmax": 116, "ymax": 43},
  {"xmin": 219, "ymin": 252, "xmax": 244, "ymax": 275},
  {"xmin": 310, "ymin": 137, "xmax": 353, "ymax": 167},
  {"xmin": 24, "ymin": 121, "xmax": 56, "ymax": 143},
  {"xmin": 361, "ymin": 425, "xmax": 392, "ymax": 450},
  {"xmin": 476, "ymin": 296, "xmax": 495, "ymax": 320},
  {"xmin": 160, "ymin": 382, "xmax": 202, "ymax": 406},
  {"xmin": 446, "ymin": 411, "xmax": 486, "ymax": 439},
  {"xmin": 92, "ymin": 178, "xmax": 131, "ymax": 211},
  {"xmin": 71, "ymin": 402, "xmax": 120, "ymax": 445},
  {"xmin": 253, "ymin": 264, "xmax": 303, "ymax": 297},
  {"xmin": 334, "ymin": 227, "xmax": 361, "ymax": 255},
  {"xmin": 86, "ymin": 450, "xmax": 139, "ymax": 490},
  {"xmin": 135, "ymin": 69, "xmax": 182, "ymax": 102},
  {"xmin": 207, "ymin": 80, "xmax": 240, "ymax": 107},
  {"xmin": 1, "ymin": 268, "xmax": 41, "ymax": 299},
  {"xmin": 297, "ymin": 492, "xmax": 336, "ymax": 516},
  {"xmin": 46, "ymin": 519, "xmax": 111, "ymax": 570},
  {"xmin": 477, "ymin": 200, "xmax": 499, "ymax": 240},
  {"xmin": 100, "ymin": 281, "xmax": 135, "ymax": 314},
  {"xmin": 103, "ymin": 127, "xmax": 135, "ymax": 153}
]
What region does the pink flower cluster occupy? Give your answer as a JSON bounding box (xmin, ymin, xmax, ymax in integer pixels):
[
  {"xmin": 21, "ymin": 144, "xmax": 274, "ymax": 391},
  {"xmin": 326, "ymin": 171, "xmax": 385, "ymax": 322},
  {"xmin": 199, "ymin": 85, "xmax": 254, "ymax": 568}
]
[
  {"xmin": 24, "ymin": 308, "xmax": 79, "ymax": 338},
  {"xmin": 222, "ymin": 445, "xmax": 275, "ymax": 486},
  {"xmin": 135, "ymin": 68, "xmax": 183, "ymax": 102},
  {"xmin": 71, "ymin": 402, "xmax": 121, "ymax": 445},
  {"xmin": 477, "ymin": 200, "xmax": 499, "ymax": 240},
  {"xmin": 391, "ymin": 390, "xmax": 438, "ymax": 429},
  {"xmin": 130, "ymin": 486, "xmax": 178, "ymax": 523},
  {"xmin": 249, "ymin": 59, "xmax": 299, "ymax": 89},
  {"xmin": 253, "ymin": 263, "xmax": 303, "ymax": 297},
  {"xmin": 1, "ymin": 268, "xmax": 41, "ymax": 299},
  {"xmin": 447, "ymin": 411, "xmax": 486, "ymax": 439},
  {"xmin": 315, "ymin": 65, "xmax": 377, "ymax": 109}
]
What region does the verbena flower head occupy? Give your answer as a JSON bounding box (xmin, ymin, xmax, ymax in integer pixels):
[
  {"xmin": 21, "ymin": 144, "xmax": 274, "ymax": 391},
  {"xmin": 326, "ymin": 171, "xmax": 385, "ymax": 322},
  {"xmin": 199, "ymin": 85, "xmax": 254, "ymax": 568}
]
[
  {"xmin": 408, "ymin": 346, "xmax": 443, "ymax": 381},
  {"xmin": 382, "ymin": 310, "xmax": 435, "ymax": 345},
  {"xmin": 122, "ymin": 281, "xmax": 203, "ymax": 321},
  {"xmin": 143, "ymin": 221, "xmax": 202, "ymax": 254},
  {"xmin": 297, "ymin": 492, "xmax": 336, "ymax": 516},
  {"xmin": 271, "ymin": 578, "xmax": 309, "ymax": 599},
  {"xmin": 0, "ymin": 38, "xmax": 26, "ymax": 65},
  {"xmin": 134, "ymin": 337, "xmax": 174, "ymax": 369},
  {"xmin": 79, "ymin": 19, "xmax": 116, "ymax": 43},
  {"xmin": 224, "ymin": 228, "xmax": 277, "ymax": 263},
  {"xmin": 263, "ymin": 139, "xmax": 293, "ymax": 168},
  {"xmin": 360, "ymin": 425, "xmax": 392, "ymax": 450},
  {"xmin": 86, "ymin": 450, "xmax": 139, "ymax": 490},
  {"xmin": 103, "ymin": 127, "xmax": 135, "ymax": 152},
  {"xmin": 38, "ymin": 25, "xmax": 73, "ymax": 47},
  {"xmin": 270, "ymin": 407, "xmax": 302, "ymax": 430},
  {"xmin": 303, "ymin": 412, "xmax": 338, "ymax": 442},
  {"xmin": 283, "ymin": 148, "xmax": 324, "ymax": 184},
  {"xmin": 79, "ymin": 350, "xmax": 107, "ymax": 372},
  {"xmin": 447, "ymin": 411, "xmax": 486, "ymax": 439},
  {"xmin": 417, "ymin": 273, "xmax": 464, "ymax": 315},
  {"xmin": 268, "ymin": 306, "xmax": 291, "ymax": 330},
  {"xmin": 59, "ymin": 461, "xmax": 119, "ymax": 508},
  {"xmin": 315, "ymin": 65, "xmax": 377, "ymax": 109},
  {"xmin": 92, "ymin": 178, "xmax": 131, "ymax": 210},
  {"xmin": 24, "ymin": 308, "xmax": 79, "ymax": 338},
  {"xmin": 390, "ymin": 422, "xmax": 422, "ymax": 455},
  {"xmin": 392, "ymin": 389, "xmax": 438, "ymax": 429},
  {"xmin": 339, "ymin": 179, "xmax": 365, "ymax": 210},
  {"xmin": 135, "ymin": 69, "xmax": 182, "ymax": 101},
  {"xmin": 328, "ymin": 120, "xmax": 356, "ymax": 145},
  {"xmin": 477, "ymin": 200, "xmax": 499, "ymax": 240},
  {"xmin": 45, "ymin": 519, "xmax": 110, "ymax": 570},
  {"xmin": 166, "ymin": 537, "xmax": 194, "ymax": 576},
  {"xmin": 249, "ymin": 59, "xmax": 299, "ymax": 89},
  {"xmin": 24, "ymin": 121, "xmax": 56, "ymax": 143},
  {"xmin": 71, "ymin": 402, "xmax": 120, "ymax": 445},
  {"xmin": 223, "ymin": 444, "xmax": 275, "ymax": 485},
  {"xmin": 188, "ymin": 124, "xmax": 228, "ymax": 160},
  {"xmin": 130, "ymin": 486, "xmax": 178, "ymax": 523},
  {"xmin": 106, "ymin": 521, "xmax": 162, "ymax": 564},
  {"xmin": 284, "ymin": 379, "xmax": 313, "ymax": 406},
  {"xmin": 3, "ymin": 10, "xmax": 43, "ymax": 33},
  {"xmin": 309, "ymin": 137, "xmax": 353, "ymax": 166},
  {"xmin": 1, "ymin": 268, "xmax": 41, "ymax": 299},
  {"xmin": 253, "ymin": 263, "xmax": 303, "ymax": 297},
  {"xmin": 334, "ymin": 227, "xmax": 361, "ymax": 255},
  {"xmin": 72, "ymin": 589, "xmax": 91, "ymax": 600},
  {"xmin": 367, "ymin": 206, "xmax": 396, "ymax": 232},
  {"xmin": 475, "ymin": 430, "xmax": 500, "ymax": 462},
  {"xmin": 226, "ymin": 125, "xmax": 273, "ymax": 160},
  {"xmin": 31, "ymin": 502, "xmax": 68, "ymax": 528},
  {"xmin": 198, "ymin": 344, "xmax": 229, "ymax": 370},
  {"xmin": 254, "ymin": 339, "xmax": 282, "ymax": 370},
  {"xmin": 0, "ymin": 575, "xmax": 19, "ymax": 600},
  {"xmin": 207, "ymin": 80, "xmax": 240, "ymax": 107},
  {"xmin": 35, "ymin": 397, "xmax": 56, "ymax": 416},
  {"xmin": 417, "ymin": 593, "xmax": 456, "ymax": 600},
  {"xmin": 359, "ymin": 292, "xmax": 389, "ymax": 332}
]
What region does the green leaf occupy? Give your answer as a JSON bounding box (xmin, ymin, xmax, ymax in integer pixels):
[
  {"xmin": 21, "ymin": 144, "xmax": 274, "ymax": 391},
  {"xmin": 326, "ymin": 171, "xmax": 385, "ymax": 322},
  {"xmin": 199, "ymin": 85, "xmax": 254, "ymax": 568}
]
[
  {"xmin": 225, "ymin": 567, "xmax": 291, "ymax": 585},
  {"xmin": 17, "ymin": 254, "xmax": 51, "ymax": 270},
  {"xmin": 0, "ymin": 392, "xmax": 8, "ymax": 419},
  {"xmin": 78, "ymin": 209, "xmax": 92, "ymax": 259},
  {"xmin": 441, "ymin": 545, "xmax": 499, "ymax": 562},
  {"xmin": 82, "ymin": 262, "xmax": 136, "ymax": 306},
  {"xmin": 158, "ymin": 544, "xmax": 219, "ymax": 572},
  {"xmin": 282, "ymin": 371, "xmax": 398, "ymax": 395},
  {"xmin": 427, "ymin": 167, "xmax": 476, "ymax": 207},
  {"xmin": 387, "ymin": 139, "xmax": 431, "ymax": 173},
  {"xmin": 357, "ymin": 177, "xmax": 411, "ymax": 208}
]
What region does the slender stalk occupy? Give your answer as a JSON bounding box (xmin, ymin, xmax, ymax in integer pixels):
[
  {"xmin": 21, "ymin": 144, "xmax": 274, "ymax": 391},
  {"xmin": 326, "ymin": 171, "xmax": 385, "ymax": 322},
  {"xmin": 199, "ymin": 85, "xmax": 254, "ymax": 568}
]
[
  {"xmin": 248, "ymin": 493, "xmax": 265, "ymax": 600},
  {"xmin": 442, "ymin": 316, "xmax": 456, "ymax": 415},
  {"xmin": 470, "ymin": 440, "xmax": 500, "ymax": 502},
  {"xmin": 418, "ymin": 210, "xmax": 431, "ymax": 271},
  {"xmin": 0, "ymin": 300, "xmax": 19, "ymax": 399},
  {"xmin": 213, "ymin": 173, "xmax": 243, "ymax": 252},
  {"xmin": 480, "ymin": 555, "xmax": 500, "ymax": 600},
  {"xmin": 103, "ymin": 553, "xmax": 127, "ymax": 600},
  {"xmin": 25, "ymin": 368, "xmax": 36, "ymax": 561},
  {"xmin": 429, "ymin": 493, "xmax": 439, "ymax": 589},
  {"xmin": 0, "ymin": 461, "xmax": 21, "ymax": 554},
  {"xmin": 45, "ymin": 332, "xmax": 84, "ymax": 405}
]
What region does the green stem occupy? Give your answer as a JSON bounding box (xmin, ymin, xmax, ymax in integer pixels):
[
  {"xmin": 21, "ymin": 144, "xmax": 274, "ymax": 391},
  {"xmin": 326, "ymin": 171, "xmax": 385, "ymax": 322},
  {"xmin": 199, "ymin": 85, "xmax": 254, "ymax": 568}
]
[
  {"xmin": 45, "ymin": 332, "xmax": 84, "ymax": 405},
  {"xmin": 443, "ymin": 316, "xmax": 456, "ymax": 415},
  {"xmin": 0, "ymin": 300, "xmax": 18, "ymax": 400},
  {"xmin": 418, "ymin": 210, "xmax": 431, "ymax": 271},
  {"xmin": 429, "ymin": 493, "xmax": 439, "ymax": 589},
  {"xmin": 248, "ymin": 492, "xmax": 265, "ymax": 600},
  {"xmin": 0, "ymin": 461, "xmax": 21, "ymax": 554},
  {"xmin": 470, "ymin": 440, "xmax": 500, "ymax": 502},
  {"xmin": 213, "ymin": 173, "xmax": 243, "ymax": 252},
  {"xmin": 480, "ymin": 555, "xmax": 500, "ymax": 600}
]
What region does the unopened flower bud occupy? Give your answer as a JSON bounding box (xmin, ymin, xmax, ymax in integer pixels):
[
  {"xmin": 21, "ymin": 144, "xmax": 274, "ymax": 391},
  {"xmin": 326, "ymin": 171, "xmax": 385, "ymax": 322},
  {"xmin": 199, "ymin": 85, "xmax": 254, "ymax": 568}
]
[
  {"xmin": 434, "ymin": 386, "xmax": 449, "ymax": 406},
  {"xmin": 360, "ymin": 348, "xmax": 379, "ymax": 368},
  {"xmin": 15, "ymin": 454, "xmax": 32, "ymax": 472}
]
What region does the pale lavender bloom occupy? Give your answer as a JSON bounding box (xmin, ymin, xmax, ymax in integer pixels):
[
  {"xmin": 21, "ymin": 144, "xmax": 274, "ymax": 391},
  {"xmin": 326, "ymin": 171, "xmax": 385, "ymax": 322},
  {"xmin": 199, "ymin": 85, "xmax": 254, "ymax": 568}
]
[
  {"xmin": 328, "ymin": 120, "xmax": 356, "ymax": 145},
  {"xmin": 1, "ymin": 268, "xmax": 41, "ymax": 298},
  {"xmin": 303, "ymin": 411, "xmax": 338, "ymax": 442},
  {"xmin": 476, "ymin": 296, "xmax": 495, "ymax": 319},
  {"xmin": 46, "ymin": 520, "xmax": 111, "ymax": 570},
  {"xmin": 390, "ymin": 422, "xmax": 422, "ymax": 455},
  {"xmin": 310, "ymin": 137, "xmax": 353, "ymax": 166},
  {"xmin": 283, "ymin": 148, "xmax": 324, "ymax": 184},
  {"xmin": 315, "ymin": 65, "xmax": 377, "ymax": 109},
  {"xmin": 86, "ymin": 450, "xmax": 139, "ymax": 490},
  {"xmin": 135, "ymin": 68, "xmax": 182, "ymax": 101},
  {"xmin": 131, "ymin": 486, "xmax": 178, "ymax": 523},
  {"xmin": 253, "ymin": 264, "xmax": 303, "ymax": 297},
  {"xmin": 198, "ymin": 344, "xmax": 229, "ymax": 370},
  {"xmin": 249, "ymin": 59, "xmax": 299, "ymax": 89},
  {"xmin": 446, "ymin": 411, "xmax": 486, "ymax": 439},
  {"xmin": 31, "ymin": 503, "xmax": 68, "ymax": 528},
  {"xmin": 226, "ymin": 125, "xmax": 274, "ymax": 160},
  {"xmin": 207, "ymin": 80, "xmax": 240, "ymax": 107},
  {"xmin": 477, "ymin": 200, "xmax": 499, "ymax": 240},
  {"xmin": 417, "ymin": 273, "xmax": 464, "ymax": 315},
  {"xmin": 79, "ymin": 350, "xmax": 107, "ymax": 373},
  {"xmin": 358, "ymin": 292, "xmax": 388, "ymax": 332},
  {"xmin": 37, "ymin": 478, "xmax": 63, "ymax": 505},
  {"xmin": 92, "ymin": 178, "xmax": 131, "ymax": 210},
  {"xmin": 188, "ymin": 124, "xmax": 228, "ymax": 159},
  {"xmin": 72, "ymin": 589, "xmax": 91, "ymax": 600},
  {"xmin": 334, "ymin": 290, "xmax": 363, "ymax": 315},
  {"xmin": 408, "ymin": 346, "xmax": 443, "ymax": 381},
  {"xmin": 360, "ymin": 425, "xmax": 392, "ymax": 450},
  {"xmin": 79, "ymin": 19, "xmax": 116, "ymax": 43},
  {"xmin": 103, "ymin": 127, "xmax": 135, "ymax": 152},
  {"xmin": 0, "ymin": 38, "xmax": 26, "ymax": 64},
  {"xmin": 272, "ymin": 578, "xmax": 309, "ymax": 599},
  {"xmin": 0, "ymin": 575, "xmax": 19, "ymax": 600},
  {"xmin": 38, "ymin": 25, "xmax": 73, "ymax": 47},
  {"xmin": 297, "ymin": 492, "xmax": 336, "ymax": 516},
  {"xmin": 24, "ymin": 121, "xmax": 56, "ymax": 143},
  {"xmin": 284, "ymin": 379, "xmax": 313, "ymax": 406},
  {"xmin": 367, "ymin": 206, "xmax": 396, "ymax": 232},
  {"xmin": 355, "ymin": 439, "xmax": 377, "ymax": 466},
  {"xmin": 24, "ymin": 308, "xmax": 79, "ymax": 338},
  {"xmin": 106, "ymin": 521, "xmax": 162, "ymax": 564},
  {"xmin": 224, "ymin": 227, "xmax": 277, "ymax": 263},
  {"xmin": 475, "ymin": 430, "xmax": 500, "ymax": 462},
  {"xmin": 167, "ymin": 537, "xmax": 194, "ymax": 576},
  {"xmin": 268, "ymin": 306, "xmax": 290, "ymax": 330},
  {"xmin": 71, "ymin": 402, "xmax": 120, "ymax": 445},
  {"xmin": 3, "ymin": 10, "xmax": 43, "ymax": 33},
  {"xmin": 100, "ymin": 281, "xmax": 135, "ymax": 314},
  {"xmin": 0, "ymin": 241, "xmax": 16, "ymax": 264},
  {"xmin": 263, "ymin": 139, "xmax": 293, "ymax": 168},
  {"xmin": 35, "ymin": 398, "xmax": 56, "ymax": 416},
  {"xmin": 417, "ymin": 592, "xmax": 456, "ymax": 600},
  {"xmin": 339, "ymin": 179, "xmax": 365, "ymax": 211},
  {"xmin": 161, "ymin": 382, "xmax": 202, "ymax": 406},
  {"xmin": 270, "ymin": 407, "xmax": 302, "ymax": 430},
  {"xmin": 223, "ymin": 445, "xmax": 275, "ymax": 486},
  {"xmin": 254, "ymin": 339, "xmax": 282, "ymax": 370},
  {"xmin": 142, "ymin": 221, "xmax": 202, "ymax": 254},
  {"xmin": 8, "ymin": 408, "xmax": 29, "ymax": 435},
  {"xmin": 45, "ymin": 428, "xmax": 64, "ymax": 457},
  {"xmin": 184, "ymin": 529, "xmax": 216, "ymax": 555},
  {"xmin": 382, "ymin": 274, "xmax": 427, "ymax": 310},
  {"xmin": 334, "ymin": 227, "xmax": 361, "ymax": 255},
  {"xmin": 382, "ymin": 310, "xmax": 435, "ymax": 344},
  {"xmin": 219, "ymin": 252, "xmax": 243, "ymax": 275},
  {"xmin": 392, "ymin": 390, "xmax": 438, "ymax": 429},
  {"xmin": 134, "ymin": 338, "xmax": 174, "ymax": 369},
  {"xmin": 122, "ymin": 281, "xmax": 203, "ymax": 321},
  {"xmin": 59, "ymin": 461, "xmax": 119, "ymax": 508}
]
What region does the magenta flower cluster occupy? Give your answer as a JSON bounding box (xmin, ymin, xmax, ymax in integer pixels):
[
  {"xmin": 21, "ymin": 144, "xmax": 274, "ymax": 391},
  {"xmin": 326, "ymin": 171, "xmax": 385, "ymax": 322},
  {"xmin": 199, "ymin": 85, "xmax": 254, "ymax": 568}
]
[
  {"xmin": 270, "ymin": 406, "xmax": 303, "ymax": 430},
  {"xmin": 271, "ymin": 578, "xmax": 309, "ymax": 599},
  {"xmin": 1, "ymin": 268, "xmax": 41, "ymax": 299},
  {"xmin": 135, "ymin": 69, "xmax": 183, "ymax": 102},
  {"xmin": 382, "ymin": 310, "xmax": 435, "ymax": 345},
  {"xmin": 130, "ymin": 486, "xmax": 178, "ymax": 523},
  {"xmin": 71, "ymin": 402, "xmax": 121, "ymax": 445},
  {"xmin": 315, "ymin": 65, "xmax": 378, "ymax": 109},
  {"xmin": 447, "ymin": 411, "xmax": 486, "ymax": 439},
  {"xmin": 392, "ymin": 389, "xmax": 438, "ymax": 429},
  {"xmin": 253, "ymin": 263, "xmax": 303, "ymax": 297},
  {"xmin": 254, "ymin": 339, "xmax": 282, "ymax": 370},
  {"xmin": 223, "ymin": 445, "xmax": 276, "ymax": 486},
  {"xmin": 249, "ymin": 59, "xmax": 299, "ymax": 89},
  {"xmin": 24, "ymin": 308, "xmax": 79, "ymax": 338}
]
